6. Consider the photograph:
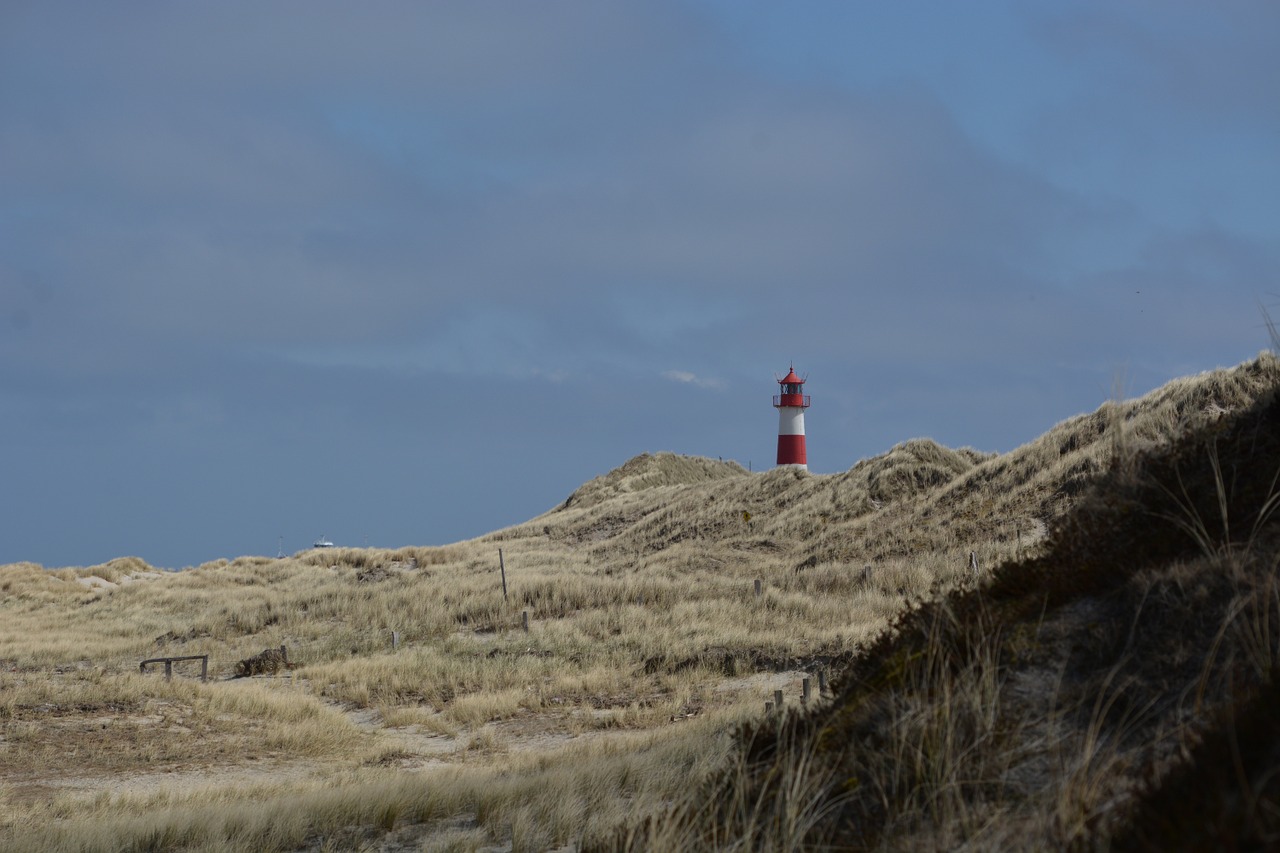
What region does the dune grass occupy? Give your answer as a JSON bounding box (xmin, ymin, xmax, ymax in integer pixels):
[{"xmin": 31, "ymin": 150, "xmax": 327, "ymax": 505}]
[
  {"xmin": 609, "ymin": 352, "xmax": 1280, "ymax": 851},
  {"xmin": 2, "ymin": 352, "xmax": 1277, "ymax": 850}
]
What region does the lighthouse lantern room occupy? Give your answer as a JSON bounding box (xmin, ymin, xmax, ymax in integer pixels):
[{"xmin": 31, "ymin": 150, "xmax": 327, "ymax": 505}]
[{"xmin": 773, "ymin": 366, "xmax": 810, "ymax": 470}]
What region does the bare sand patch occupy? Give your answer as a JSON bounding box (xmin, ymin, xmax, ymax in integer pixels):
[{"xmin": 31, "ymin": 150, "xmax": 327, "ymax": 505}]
[{"xmin": 74, "ymin": 576, "xmax": 118, "ymax": 591}]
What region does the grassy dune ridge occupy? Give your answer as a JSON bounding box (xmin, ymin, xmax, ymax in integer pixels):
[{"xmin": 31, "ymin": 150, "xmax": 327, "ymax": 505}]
[
  {"xmin": 607, "ymin": 351, "xmax": 1280, "ymax": 851},
  {"xmin": 2, "ymin": 352, "xmax": 1277, "ymax": 851}
]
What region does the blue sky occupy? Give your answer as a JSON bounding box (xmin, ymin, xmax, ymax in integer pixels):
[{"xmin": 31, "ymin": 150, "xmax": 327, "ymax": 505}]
[{"xmin": 2, "ymin": 1, "xmax": 1277, "ymax": 568}]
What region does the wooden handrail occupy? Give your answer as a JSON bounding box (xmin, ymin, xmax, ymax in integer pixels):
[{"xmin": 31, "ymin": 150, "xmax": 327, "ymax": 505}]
[{"xmin": 140, "ymin": 654, "xmax": 209, "ymax": 682}]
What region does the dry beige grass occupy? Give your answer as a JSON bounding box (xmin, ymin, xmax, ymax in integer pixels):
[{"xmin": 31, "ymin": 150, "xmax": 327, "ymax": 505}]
[
  {"xmin": 611, "ymin": 351, "xmax": 1280, "ymax": 852},
  {"xmin": 2, "ymin": 352, "xmax": 1276, "ymax": 851}
]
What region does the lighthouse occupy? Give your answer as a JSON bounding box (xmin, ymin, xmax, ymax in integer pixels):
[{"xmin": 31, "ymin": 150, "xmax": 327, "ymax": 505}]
[{"xmin": 774, "ymin": 366, "xmax": 810, "ymax": 470}]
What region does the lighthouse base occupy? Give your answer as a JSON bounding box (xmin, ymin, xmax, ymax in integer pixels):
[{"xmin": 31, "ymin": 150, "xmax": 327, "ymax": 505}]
[
  {"xmin": 776, "ymin": 463, "xmax": 808, "ymax": 472},
  {"xmin": 776, "ymin": 429, "xmax": 807, "ymax": 468}
]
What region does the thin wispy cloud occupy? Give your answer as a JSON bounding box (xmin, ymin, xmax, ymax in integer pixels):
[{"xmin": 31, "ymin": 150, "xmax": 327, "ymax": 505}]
[{"xmin": 662, "ymin": 370, "xmax": 727, "ymax": 391}]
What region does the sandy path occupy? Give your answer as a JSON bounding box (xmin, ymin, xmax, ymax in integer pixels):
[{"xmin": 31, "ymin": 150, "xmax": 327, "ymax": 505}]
[
  {"xmin": 33, "ymin": 757, "xmax": 329, "ymax": 800},
  {"xmin": 6, "ymin": 668, "xmax": 817, "ymax": 809}
]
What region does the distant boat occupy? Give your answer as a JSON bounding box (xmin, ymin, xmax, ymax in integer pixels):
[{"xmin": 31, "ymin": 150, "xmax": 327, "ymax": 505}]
[{"xmin": 313, "ymin": 536, "xmax": 335, "ymax": 549}]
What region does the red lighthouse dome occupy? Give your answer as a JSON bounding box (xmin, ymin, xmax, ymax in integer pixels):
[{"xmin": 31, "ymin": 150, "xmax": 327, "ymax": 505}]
[{"xmin": 773, "ymin": 366, "xmax": 810, "ymax": 470}]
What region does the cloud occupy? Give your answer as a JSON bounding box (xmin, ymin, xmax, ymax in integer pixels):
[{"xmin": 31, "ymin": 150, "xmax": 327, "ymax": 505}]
[
  {"xmin": 1, "ymin": 2, "xmax": 1275, "ymax": 566},
  {"xmin": 662, "ymin": 370, "xmax": 726, "ymax": 391}
]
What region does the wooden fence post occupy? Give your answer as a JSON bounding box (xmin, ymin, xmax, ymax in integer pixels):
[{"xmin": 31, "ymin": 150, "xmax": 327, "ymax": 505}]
[
  {"xmin": 774, "ymin": 689, "xmax": 783, "ymax": 709},
  {"xmin": 969, "ymin": 551, "xmax": 979, "ymax": 576},
  {"xmin": 522, "ymin": 611, "xmax": 529, "ymax": 632},
  {"xmin": 500, "ymin": 549, "xmax": 508, "ymax": 601},
  {"xmin": 802, "ymin": 677, "xmax": 811, "ymax": 704},
  {"xmin": 754, "ymin": 578, "xmax": 762, "ymax": 598},
  {"xmin": 391, "ymin": 631, "xmax": 400, "ymax": 650},
  {"xmin": 818, "ymin": 670, "xmax": 827, "ymax": 696}
]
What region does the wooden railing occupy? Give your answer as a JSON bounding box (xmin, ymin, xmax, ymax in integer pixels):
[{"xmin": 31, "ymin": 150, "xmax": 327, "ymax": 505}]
[{"xmin": 140, "ymin": 655, "xmax": 209, "ymax": 682}]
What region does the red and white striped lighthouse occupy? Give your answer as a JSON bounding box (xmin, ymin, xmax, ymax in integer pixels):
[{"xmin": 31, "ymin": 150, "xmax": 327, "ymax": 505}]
[{"xmin": 773, "ymin": 366, "xmax": 810, "ymax": 470}]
